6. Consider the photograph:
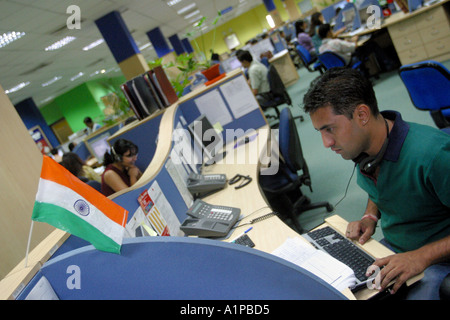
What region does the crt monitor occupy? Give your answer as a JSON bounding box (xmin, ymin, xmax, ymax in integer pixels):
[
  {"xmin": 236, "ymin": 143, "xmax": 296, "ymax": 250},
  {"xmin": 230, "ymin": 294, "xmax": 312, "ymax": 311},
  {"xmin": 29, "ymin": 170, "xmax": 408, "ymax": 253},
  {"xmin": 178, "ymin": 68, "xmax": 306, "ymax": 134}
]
[
  {"xmin": 358, "ymin": 6, "xmax": 371, "ymax": 26},
  {"xmin": 87, "ymin": 132, "xmax": 111, "ymax": 163},
  {"xmin": 342, "ymin": 8, "xmax": 356, "ymax": 29},
  {"xmin": 188, "ymin": 114, "xmax": 226, "ymax": 165}
]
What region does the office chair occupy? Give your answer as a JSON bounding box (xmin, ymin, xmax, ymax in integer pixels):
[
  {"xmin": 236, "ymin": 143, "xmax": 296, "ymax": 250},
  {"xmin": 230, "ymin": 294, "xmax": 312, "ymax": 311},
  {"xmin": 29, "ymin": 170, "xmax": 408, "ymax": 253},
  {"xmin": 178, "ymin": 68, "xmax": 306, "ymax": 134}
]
[
  {"xmin": 72, "ymin": 142, "xmax": 91, "ymax": 162},
  {"xmin": 398, "ymin": 60, "xmax": 450, "ymax": 130},
  {"xmin": 262, "ymin": 64, "xmax": 304, "ymax": 125},
  {"xmin": 86, "ymin": 180, "xmax": 102, "ymax": 192},
  {"xmin": 296, "ymin": 44, "xmax": 324, "ymax": 74},
  {"xmin": 259, "ymin": 108, "xmax": 333, "ymax": 233},
  {"xmin": 317, "ymin": 51, "xmax": 362, "ymax": 70}
]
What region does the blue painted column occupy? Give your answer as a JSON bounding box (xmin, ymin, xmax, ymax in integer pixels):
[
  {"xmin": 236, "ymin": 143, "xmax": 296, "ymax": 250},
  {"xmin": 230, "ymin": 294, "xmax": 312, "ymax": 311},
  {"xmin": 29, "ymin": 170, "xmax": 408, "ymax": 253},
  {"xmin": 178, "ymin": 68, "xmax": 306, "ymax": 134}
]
[
  {"xmin": 168, "ymin": 34, "xmax": 186, "ymax": 56},
  {"xmin": 147, "ymin": 27, "xmax": 173, "ymax": 58},
  {"xmin": 95, "ymin": 11, "xmax": 149, "ymax": 80},
  {"xmin": 15, "ymin": 97, "xmax": 59, "ymax": 148},
  {"xmin": 181, "ymin": 38, "xmax": 194, "ymax": 54}
]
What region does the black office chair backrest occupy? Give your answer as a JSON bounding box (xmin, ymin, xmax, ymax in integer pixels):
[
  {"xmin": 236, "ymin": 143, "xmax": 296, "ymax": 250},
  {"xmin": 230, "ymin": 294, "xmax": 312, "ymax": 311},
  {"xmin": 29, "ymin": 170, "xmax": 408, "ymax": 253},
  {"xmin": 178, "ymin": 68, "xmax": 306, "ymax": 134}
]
[
  {"xmin": 279, "ymin": 108, "xmax": 309, "ymax": 178},
  {"xmin": 268, "ymin": 64, "xmax": 286, "ymax": 97}
]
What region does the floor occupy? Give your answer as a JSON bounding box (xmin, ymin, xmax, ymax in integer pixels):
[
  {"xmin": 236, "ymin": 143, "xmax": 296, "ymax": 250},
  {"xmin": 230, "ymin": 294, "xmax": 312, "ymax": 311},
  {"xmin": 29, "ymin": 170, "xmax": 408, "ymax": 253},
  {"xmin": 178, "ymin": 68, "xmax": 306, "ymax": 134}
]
[{"xmin": 268, "ymin": 59, "xmax": 450, "ymax": 239}]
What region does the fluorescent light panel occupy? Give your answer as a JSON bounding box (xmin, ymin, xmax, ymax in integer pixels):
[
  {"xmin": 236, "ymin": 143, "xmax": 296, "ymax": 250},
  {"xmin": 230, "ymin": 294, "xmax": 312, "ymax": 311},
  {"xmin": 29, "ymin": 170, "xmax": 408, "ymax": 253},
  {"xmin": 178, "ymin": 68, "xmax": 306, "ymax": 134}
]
[
  {"xmin": 167, "ymin": 0, "xmax": 182, "ymax": 6},
  {"xmin": 45, "ymin": 36, "xmax": 76, "ymax": 51},
  {"xmin": 177, "ymin": 3, "xmax": 196, "ymax": 14},
  {"xmin": 42, "ymin": 76, "xmax": 62, "ymax": 87},
  {"xmin": 0, "ymin": 31, "xmax": 26, "ymax": 48},
  {"xmin": 184, "ymin": 9, "xmax": 200, "ymax": 19},
  {"xmin": 82, "ymin": 39, "xmax": 104, "ymax": 51},
  {"xmin": 5, "ymin": 81, "xmax": 30, "ymax": 94}
]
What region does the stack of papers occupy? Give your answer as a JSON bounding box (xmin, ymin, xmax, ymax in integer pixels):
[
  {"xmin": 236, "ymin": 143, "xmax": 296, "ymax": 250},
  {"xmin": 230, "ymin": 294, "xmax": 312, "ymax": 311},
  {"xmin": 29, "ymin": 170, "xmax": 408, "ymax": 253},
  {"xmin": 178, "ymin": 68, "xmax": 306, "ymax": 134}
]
[{"xmin": 272, "ymin": 237, "xmax": 356, "ymax": 292}]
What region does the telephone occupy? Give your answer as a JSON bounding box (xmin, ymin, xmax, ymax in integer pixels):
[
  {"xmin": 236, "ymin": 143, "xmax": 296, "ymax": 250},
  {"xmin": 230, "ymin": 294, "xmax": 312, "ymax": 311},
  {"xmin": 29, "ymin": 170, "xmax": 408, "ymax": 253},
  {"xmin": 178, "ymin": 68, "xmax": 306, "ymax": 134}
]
[
  {"xmin": 180, "ymin": 199, "xmax": 240, "ymax": 238},
  {"xmin": 186, "ymin": 172, "xmax": 227, "ymax": 195}
]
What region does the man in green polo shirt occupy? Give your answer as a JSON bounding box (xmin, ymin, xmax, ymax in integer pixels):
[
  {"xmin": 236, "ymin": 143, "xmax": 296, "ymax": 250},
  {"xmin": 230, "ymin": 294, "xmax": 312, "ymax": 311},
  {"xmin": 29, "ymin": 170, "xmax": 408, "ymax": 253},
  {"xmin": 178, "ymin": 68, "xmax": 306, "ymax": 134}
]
[{"xmin": 303, "ymin": 67, "xmax": 450, "ymax": 299}]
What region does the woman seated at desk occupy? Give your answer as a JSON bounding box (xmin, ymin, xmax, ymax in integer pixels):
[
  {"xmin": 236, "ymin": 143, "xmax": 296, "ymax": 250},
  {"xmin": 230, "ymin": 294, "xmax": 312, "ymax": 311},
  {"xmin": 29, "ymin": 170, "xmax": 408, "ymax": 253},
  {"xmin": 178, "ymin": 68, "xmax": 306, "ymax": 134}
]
[{"xmin": 101, "ymin": 139, "xmax": 142, "ymax": 197}]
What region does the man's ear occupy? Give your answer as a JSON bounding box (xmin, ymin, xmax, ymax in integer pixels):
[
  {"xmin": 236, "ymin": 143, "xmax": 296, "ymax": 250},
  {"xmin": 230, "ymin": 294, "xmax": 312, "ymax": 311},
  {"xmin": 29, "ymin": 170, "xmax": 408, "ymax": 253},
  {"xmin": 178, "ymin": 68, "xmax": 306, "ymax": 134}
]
[{"xmin": 354, "ymin": 104, "xmax": 370, "ymax": 126}]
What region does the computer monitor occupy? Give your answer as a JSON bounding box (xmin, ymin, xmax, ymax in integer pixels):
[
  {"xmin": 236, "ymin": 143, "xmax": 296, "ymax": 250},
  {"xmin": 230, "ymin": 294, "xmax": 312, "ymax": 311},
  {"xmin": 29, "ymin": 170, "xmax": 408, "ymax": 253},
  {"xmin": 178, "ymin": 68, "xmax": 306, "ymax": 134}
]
[
  {"xmin": 342, "ymin": 8, "xmax": 356, "ymax": 29},
  {"xmin": 188, "ymin": 114, "xmax": 226, "ymax": 165},
  {"xmin": 358, "ymin": 6, "xmax": 371, "ymax": 26},
  {"xmin": 222, "ymin": 56, "xmax": 242, "ymax": 73},
  {"xmin": 87, "ymin": 132, "xmax": 111, "ymax": 163},
  {"xmin": 408, "ymin": 0, "xmax": 423, "ymax": 12}
]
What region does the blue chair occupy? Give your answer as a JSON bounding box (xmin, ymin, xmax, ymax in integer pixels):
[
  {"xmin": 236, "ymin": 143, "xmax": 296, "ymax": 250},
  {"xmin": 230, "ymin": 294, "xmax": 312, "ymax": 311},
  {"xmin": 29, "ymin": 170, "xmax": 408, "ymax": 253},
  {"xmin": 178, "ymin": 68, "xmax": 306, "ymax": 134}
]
[
  {"xmin": 259, "ymin": 108, "xmax": 333, "ymax": 233},
  {"xmin": 399, "ymin": 60, "xmax": 450, "ymax": 130},
  {"xmin": 72, "ymin": 141, "xmax": 91, "ymax": 162},
  {"xmin": 317, "ymin": 51, "xmax": 362, "ymax": 70},
  {"xmin": 296, "ymin": 44, "xmax": 324, "ymax": 74}
]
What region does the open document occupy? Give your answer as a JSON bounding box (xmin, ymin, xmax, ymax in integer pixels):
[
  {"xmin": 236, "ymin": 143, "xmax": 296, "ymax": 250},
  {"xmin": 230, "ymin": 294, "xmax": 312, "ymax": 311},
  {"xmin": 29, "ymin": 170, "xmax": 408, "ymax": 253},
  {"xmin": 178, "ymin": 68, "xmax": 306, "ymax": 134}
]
[{"xmin": 272, "ymin": 237, "xmax": 356, "ymax": 292}]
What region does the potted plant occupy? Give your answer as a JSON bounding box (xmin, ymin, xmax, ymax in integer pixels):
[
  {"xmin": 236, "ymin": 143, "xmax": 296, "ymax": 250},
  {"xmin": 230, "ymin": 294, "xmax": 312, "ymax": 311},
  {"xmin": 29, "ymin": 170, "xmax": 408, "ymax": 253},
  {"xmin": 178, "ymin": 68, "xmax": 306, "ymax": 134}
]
[{"xmin": 185, "ymin": 12, "xmax": 223, "ymax": 81}]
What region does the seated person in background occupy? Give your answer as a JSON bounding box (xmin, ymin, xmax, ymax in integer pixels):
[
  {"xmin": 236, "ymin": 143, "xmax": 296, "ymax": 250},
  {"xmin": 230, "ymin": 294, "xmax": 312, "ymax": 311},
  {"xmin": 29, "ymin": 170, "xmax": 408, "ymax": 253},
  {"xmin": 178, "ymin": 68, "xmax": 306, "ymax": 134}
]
[
  {"xmin": 303, "ymin": 67, "xmax": 450, "ymax": 299},
  {"xmin": 61, "ymin": 152, "xmax": 101, "ymax": 183},
  {"xmin": 211, "ymin": 53, "xmax": 225, "ymax": 74},
  {"xmin": 295, "ymin": 19, "xmax": 316, "ymax": 57},
  {"xmin": 83, "ymin": 116, "xmax": 102, "ymax": 135},
  {"xmin": 318, "ymin": 23, "xmax": 359, "ymax": 65},
  {"xmin": 309, "ymin": 12, "xmax": 345, "ymax": 53},
  {"xmin": 50, "ymin": 148, "xmax": 62, "ymax": 163},
  {"xmin": 101, "ymin": 139, "xmax": 142, "ymax": 197},
  {"xmin": 236, "ymin": 50, "xmax": 272, "ymax": 108}
]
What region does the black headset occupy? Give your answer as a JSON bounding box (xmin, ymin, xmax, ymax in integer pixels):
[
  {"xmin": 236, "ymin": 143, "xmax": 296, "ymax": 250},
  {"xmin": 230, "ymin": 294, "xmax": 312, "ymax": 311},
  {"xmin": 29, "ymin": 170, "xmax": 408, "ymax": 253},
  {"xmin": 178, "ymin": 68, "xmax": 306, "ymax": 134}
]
[
  {"xmin": 353, "ymin": 119, "xmax": 390, "ymax": 175},
  {"xmin": 111, "ymin": 146, "xmax": 122, "ymax": 162}
]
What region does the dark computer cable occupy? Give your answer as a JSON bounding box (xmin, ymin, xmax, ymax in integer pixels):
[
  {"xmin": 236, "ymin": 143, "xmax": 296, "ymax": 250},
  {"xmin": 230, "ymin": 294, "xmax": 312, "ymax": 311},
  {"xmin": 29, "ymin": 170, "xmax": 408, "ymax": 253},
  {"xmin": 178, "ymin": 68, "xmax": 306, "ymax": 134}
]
[{"xmin": 333, "ymin": 163, "xmax": 357, "ymax": 209}]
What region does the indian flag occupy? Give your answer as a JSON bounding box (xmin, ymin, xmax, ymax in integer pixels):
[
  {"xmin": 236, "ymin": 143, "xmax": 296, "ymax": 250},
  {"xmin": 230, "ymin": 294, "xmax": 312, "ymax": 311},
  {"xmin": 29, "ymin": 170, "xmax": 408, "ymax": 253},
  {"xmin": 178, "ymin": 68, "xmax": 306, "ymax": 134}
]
[{"xmin": 32, "ymin": 156, "xmax": 128, "ymax": 254}]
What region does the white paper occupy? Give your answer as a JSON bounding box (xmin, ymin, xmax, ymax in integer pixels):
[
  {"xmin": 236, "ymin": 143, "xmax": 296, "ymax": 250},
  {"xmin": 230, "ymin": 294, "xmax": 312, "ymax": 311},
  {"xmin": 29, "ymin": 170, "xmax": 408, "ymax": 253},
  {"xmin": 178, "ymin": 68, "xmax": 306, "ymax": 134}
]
[
  {"xmin": 148, "ymin": 180, "xmax": 184, "ymax": 236},
  {"xmin": 220, "ymin": 75, "xmax": 259, "ymax": 119},
  {"xmin": 194, "ymin": 89, "xmax": 233, "ymax": 126},
  {"xmin": 165, "ymin": 155, "xmax": 194, "ymax": 207},
  {"xmin": 272, "ymin": 237, "xmax": 356, "ymax": 292}
]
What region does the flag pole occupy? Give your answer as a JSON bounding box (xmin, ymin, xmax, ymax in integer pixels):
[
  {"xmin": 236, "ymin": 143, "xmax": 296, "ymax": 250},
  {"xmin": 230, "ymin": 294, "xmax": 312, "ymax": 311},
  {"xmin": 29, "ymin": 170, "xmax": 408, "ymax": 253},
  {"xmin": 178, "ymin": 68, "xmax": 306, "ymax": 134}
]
[{"xmin": 24, "ymin": 220, "xmax": 35, "ymax": 268}]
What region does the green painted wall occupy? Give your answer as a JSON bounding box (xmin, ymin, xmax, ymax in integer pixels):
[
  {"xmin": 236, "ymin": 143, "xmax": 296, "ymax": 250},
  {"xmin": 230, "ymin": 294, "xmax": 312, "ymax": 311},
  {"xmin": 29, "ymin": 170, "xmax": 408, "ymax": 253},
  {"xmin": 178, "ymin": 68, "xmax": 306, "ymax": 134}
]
[{"xmin": 40, "ymin": 75, "xmax": 126, "ymax": 132}]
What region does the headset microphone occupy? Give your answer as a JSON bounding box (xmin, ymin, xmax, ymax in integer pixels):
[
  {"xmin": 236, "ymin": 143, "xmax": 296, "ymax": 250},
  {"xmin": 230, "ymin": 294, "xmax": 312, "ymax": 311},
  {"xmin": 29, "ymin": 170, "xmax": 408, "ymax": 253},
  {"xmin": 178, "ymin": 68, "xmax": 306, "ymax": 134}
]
[{"xmin": 353, "ymin": 118, "xmax": 390, "ymax": 175}]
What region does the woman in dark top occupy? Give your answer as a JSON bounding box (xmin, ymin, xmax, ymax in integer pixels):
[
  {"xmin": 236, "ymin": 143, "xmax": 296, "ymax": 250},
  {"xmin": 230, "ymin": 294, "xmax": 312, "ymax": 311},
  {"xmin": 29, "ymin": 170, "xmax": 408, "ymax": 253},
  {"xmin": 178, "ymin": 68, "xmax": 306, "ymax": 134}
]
[{"xmin": 101, "ymin": 139, "xmax": 142, "ymax": 197}]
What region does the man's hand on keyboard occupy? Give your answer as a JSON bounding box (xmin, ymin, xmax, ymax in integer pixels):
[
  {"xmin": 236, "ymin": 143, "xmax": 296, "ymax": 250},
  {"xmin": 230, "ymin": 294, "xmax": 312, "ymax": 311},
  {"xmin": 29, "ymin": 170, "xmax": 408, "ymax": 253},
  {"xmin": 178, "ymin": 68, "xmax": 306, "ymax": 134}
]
[
  {"xmin": 370, "ymin": 251, "xmax": 428, "ymax": 295},
  {"xmin": 346, "ymin": 219, "xmax": 376, "ymax": 245}
]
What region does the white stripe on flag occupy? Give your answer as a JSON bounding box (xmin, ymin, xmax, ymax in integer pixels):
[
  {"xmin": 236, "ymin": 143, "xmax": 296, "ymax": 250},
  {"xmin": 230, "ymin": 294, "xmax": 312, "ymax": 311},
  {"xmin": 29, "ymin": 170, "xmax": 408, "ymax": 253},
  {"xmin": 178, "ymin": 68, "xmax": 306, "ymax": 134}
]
[{"xmin": 35, "ymin": 178, "xmax": 125, "ymax": 245}]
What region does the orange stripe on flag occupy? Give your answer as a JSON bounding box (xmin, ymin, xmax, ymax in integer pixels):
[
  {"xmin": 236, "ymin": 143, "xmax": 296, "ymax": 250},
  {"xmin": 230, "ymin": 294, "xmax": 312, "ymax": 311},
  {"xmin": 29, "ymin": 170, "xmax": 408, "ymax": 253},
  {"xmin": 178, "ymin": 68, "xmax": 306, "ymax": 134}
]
[{"xmin": 40, "ymin": 156, "xmax": 128, "ymax": 226}]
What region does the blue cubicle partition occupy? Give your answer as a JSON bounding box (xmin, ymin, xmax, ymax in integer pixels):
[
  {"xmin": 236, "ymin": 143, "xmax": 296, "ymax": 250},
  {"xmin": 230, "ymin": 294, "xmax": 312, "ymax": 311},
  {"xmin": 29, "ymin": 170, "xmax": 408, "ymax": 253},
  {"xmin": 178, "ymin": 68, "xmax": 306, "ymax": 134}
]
[
  {"xmin": 108, "ymin": 112, "xmax": 163, "ymax": 172},
  {"xmin": 16, "ymin": 237, "xmax": 347, "ymax": 300}
]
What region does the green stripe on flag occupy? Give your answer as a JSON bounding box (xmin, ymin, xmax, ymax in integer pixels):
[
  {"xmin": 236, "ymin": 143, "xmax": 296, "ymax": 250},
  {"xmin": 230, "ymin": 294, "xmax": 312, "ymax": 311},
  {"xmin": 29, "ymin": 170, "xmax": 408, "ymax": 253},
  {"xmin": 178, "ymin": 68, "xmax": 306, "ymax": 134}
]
[{"xmin": 32, "ymin": 202, "xmax": 122, "ymax": 254}]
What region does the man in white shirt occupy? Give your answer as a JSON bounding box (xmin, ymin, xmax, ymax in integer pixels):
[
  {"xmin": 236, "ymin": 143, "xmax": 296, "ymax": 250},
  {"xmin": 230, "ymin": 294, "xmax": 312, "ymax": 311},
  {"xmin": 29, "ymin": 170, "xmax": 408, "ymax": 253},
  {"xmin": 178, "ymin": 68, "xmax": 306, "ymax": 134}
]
[
  {"xmin": 236, "ymin": 50, "xmax": 272, "ymax": 107},
  {"xmin": 83, "ymin": 116, "xmax": 101, "ymax": 135},
  {"xmin": 318, "ymin": 23, "xmax": 359, "ymax": 65}
]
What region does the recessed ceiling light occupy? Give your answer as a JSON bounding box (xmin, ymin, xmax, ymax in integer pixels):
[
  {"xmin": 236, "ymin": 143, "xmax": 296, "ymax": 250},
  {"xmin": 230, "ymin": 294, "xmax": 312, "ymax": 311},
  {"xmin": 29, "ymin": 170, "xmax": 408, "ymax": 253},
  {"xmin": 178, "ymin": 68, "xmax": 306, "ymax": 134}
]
[
  {"xmin": 45, "ymin": 36, "xmax": 76, "ymax": 51},
  {"xmin": 42, "ymin": 76, "xmax": 62, "ymax": 87},
  {"xmin": 5, "ymin": 81, "xmax": 30, "ymax": 94},
  {"xmin": 0, "ymin": 31, "xmax": 26, "ymax": 48},
  {"xmin": 70, "ymin": 72, "xmax": 84, "ymax": 81},
  {"xmin": 184, "ymin": 10, "xmax": 200, "ymax": 19},
  {"xmin": 167, "ymin": 0, "xmax": 182, "ymax": 6},
  {"xmin": 82, "ymin": 39, "xmax": 104, "ymax": 51},
  {"xmin": 177, "ymin": 3, "xmax": 196, "ymax": 15}
]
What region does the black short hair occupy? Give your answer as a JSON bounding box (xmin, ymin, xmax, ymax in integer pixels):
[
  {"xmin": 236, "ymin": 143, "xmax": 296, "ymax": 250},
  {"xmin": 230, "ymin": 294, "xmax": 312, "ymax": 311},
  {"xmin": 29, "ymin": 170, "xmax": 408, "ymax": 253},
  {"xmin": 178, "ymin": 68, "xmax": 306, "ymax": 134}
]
[
  {"xmin": 318, "ymin": 23, "xmax": 331, "ymax": 39},
  {"xmin": 236, "ymin": 50, "xmax": 253, "ymax": 63},
  {"xmin": 303, "ymin": 67, "xmax": 379, "ymax": 119}
]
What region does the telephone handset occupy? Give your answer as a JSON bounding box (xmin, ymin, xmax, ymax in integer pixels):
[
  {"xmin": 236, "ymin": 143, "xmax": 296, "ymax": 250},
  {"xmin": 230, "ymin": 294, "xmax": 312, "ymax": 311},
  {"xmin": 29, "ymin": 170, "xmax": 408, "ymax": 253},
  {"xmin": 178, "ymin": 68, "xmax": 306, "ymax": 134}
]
[
  {"xmin": 180, "ymin": 199, "xmax": 240, "ymax": 238},
  {"xmin": 186, "ymin": 172, "xmax": 227, "ymax": 195}
]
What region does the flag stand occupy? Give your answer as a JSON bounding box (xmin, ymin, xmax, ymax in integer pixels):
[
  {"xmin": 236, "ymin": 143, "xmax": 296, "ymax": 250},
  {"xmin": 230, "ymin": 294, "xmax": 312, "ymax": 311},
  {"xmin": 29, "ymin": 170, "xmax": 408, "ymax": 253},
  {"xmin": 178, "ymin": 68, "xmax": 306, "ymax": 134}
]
[{"xmin": 24, "ymin": 220, "xmax": 34, "ymax": 268}]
